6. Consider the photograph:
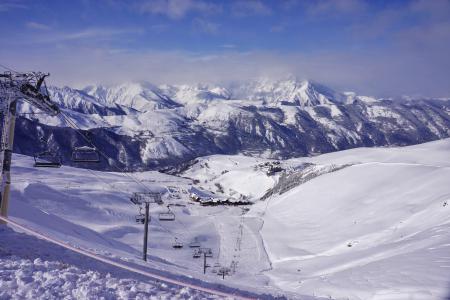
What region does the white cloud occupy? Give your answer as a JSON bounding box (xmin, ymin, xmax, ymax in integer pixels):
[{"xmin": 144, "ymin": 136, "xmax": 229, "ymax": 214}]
[
  {"xmin": 305, "ymin": 0, "xmax": 366, "ymax": 16},
  {"xmin": 192, "ymin": 18, "xmax": 219, "ymax": 34},
  {"xmin": 62, "ymin": 28, "xmax": 142, "ymax": 41},
  {"xmin": 2, "ymin": 1, "xmax": 450, "ymax": 98},
  {"xmin": 231, "ymin": 0, "xmax": 271, "ymax": 17},
  {"xmin": 137, "ymin": 0, "xmax": 222, "ymax": 19},
  {"xmin": 0, "ymin": 0, "xmax": 27, "ymax": 12},
  {"xmin": 26, "ymin": 22, "xmax": 51, "ymax": 30},
  {"xmin": 410, "ymin": 0, "xmax": 450, "ymax": 19},
  {"xmin": 148, "ymin": 24, "xmax": 170, "ymax": 33},
  {"xmin": 220, "ymin": 44, "xmax": 237, "ymax": 49},
  {"xmin": 2, "ymin": 44, "xmax": 449, "ymax": 98},
  {"xmin": 270, "ymin": 24, "xmax": 286, "ymax": 33},
  {"xmin": 28, "ymin": 28, "xmax": 144, "ymax": 44}
]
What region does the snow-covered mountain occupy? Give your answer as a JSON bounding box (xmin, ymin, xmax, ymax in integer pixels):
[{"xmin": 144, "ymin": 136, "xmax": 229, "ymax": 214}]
[
  {"xmin": 84, "ymin": 82, "xmax": 182, "ymax": 111},
  {"xmin": 14, "ymin": 77, "xmax": 450, "ymax": 170}
]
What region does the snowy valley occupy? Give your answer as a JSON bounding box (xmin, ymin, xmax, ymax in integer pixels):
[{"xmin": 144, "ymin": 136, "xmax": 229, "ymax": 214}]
[{"xmin": 1, "ymin": 138, "xmax": 450, "ymax": 299}]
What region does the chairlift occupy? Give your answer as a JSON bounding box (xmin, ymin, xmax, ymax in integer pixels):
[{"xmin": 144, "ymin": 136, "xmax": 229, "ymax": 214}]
[
  {"xmin": 193, "ymin": 249, "xmax": 201, "ymax": 258},
  {"xmin": 158, "ymin": 207, "xmax": 175, "ymax": 221},
  {"xmin": 199, "ymin": 247, "xmax": 213, "ymax": 257},
  {"xmin": 217, "ymin": 267, "xmax": 230, "ymax": 276},
  {"xmin": 33, "ymin": 151, "xmax": 62, "ymax": 168},
  {"xmin": 172, "ymin": 238, "xmax": 183, "ymax": 249},
  {"xmin": 135, "ymin": 214, "xmax": 146, "ymax": 224},
  {"xmin": 189, "ymin": 238, "xmax": 201, "ymax": 248},
  {"xmin": 211, "ymin": 262, "xmax": 221, "ymax": 273},
  {"xmin": 72, "ymin": 146, "xmax": 100, "ymax": 163},
  {"xmin": 130, "ymin": 192, "xmax": 163, "ymax": 205}
]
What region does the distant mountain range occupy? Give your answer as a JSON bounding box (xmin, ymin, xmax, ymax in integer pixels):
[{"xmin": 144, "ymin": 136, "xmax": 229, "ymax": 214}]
[{"xmin": 14, "ymin": 77, "xmax": 450, "ymax": 171}]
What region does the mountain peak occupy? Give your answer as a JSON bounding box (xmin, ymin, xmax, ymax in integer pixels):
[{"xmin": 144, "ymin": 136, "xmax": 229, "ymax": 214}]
[
  {"xmin": 226, "ymin": 77, "xmax": 348, "ymax": 107},
  {"xmin": 83, "ymin": 81, "xmax": 181, "ymax": 111},
  {"xmin": 78, "ymin": 78, "xmax": 378, "ymax": 109}
]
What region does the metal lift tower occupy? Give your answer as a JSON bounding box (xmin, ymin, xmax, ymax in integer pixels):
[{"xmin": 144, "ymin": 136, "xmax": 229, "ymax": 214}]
[{"xmin": 0, "ymin": 71, "xmax": 60, "ymax": 223}]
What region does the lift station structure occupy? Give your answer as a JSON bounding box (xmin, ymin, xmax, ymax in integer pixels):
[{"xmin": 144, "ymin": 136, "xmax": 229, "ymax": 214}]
[{"xmin": 0, "ymin": 71, "xmax": 60, "ymax": 222}]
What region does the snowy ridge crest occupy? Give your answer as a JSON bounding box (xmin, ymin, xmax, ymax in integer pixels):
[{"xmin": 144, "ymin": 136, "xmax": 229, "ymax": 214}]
[{"xmin": 14, "ymin": 77, "xmax": 450, "ymax": 170}]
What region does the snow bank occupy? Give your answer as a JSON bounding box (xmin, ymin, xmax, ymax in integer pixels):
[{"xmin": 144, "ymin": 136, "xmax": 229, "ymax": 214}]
[{"xmin": 0, "ymin": 256, "xmax": 214, "ymax": 300}]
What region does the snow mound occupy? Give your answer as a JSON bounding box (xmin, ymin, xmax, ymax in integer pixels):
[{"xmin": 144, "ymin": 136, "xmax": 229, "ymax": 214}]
[{"xmin": 0, "ymin": 256, "xmax": 215, "ymax": 300}]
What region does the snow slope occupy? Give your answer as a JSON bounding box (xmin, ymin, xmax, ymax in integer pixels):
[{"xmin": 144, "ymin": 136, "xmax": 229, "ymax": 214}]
[
  {"xmin": 181, "ymin": 155, "xmax": 278, "ymax": 200},
  {"xmin": 2, "ymin": 154, "xmax": 296, "ymax": 299},
  {"xmin": 2, "ymin": 139, "xmax": 450, "ymax": 299},
  {"xmin": 0, "ymin": 225, "xmax": 226, "ymax": 300},
  {"xmin": 255, "ymin": 139, "xmax": 450, "ymax": 299}
]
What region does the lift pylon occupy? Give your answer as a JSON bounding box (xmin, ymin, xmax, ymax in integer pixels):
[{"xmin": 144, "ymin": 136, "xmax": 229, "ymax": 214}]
[
  {"xmin": 0, "ymin": 71, "xmax": 59, "ymax": 223},
  {"xmin": 130, "ymin": 191, "xmax": 164, "ymax": 261}
]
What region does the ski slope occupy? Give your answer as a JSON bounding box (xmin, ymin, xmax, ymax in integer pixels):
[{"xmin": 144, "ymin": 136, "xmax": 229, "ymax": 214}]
[
  {"xmin": 0, "ymin": 217, "xmax": 256, "ymax": 300},
  {"xmin": 1, "ymin": 139, "xmax": 449, "ymax": 299},
  {"xmin": 1, "ymin": 153, "xmax": 292, "ymax": 299},
  {"xmin": 254, "ymin": 139, "xmax": 450, "ymax": 299},
  {"xmin": 0, "ymin": 224, "xmax": 225, "ymax": 300}
]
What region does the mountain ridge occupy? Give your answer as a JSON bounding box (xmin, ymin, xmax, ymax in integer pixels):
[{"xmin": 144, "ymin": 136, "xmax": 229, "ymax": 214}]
[{"xmin": 13, "ymin": 77, "xmax": 450, "ymax": 171}]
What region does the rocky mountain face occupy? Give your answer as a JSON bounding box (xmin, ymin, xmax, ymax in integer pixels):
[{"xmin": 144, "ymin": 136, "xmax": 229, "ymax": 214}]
[{"xmin": 13, "ymin": 78, "xmax": 450, "ymax": 171}]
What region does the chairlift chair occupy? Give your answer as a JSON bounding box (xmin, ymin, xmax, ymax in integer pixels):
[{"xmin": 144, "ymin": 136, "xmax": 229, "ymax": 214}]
[
  {"xmin": 193, "ymin": 249, "xmax": 201, "ymax": 258},
  {"xmin": 158, "ymin": 210, "xmax": 175, "ymax": 221},
  {"xmin": 189, "ymin": 238, "xmax": 201, "ymax": 248},
  {"xmin": 201, "ymin": 248, "xmax": 213, "ymax": 257},
  {"xmin": 172, "ymin": 238, "xmax": 183, "ymax": 249},
  {"xmin": 131, "ymin": 192, "xmax": 163, "ymax": 205},
  {"xmin": 72, "ymin": 146, "xmax": 100, "ymax": 163},
  {"xmin": 211, "ymin": 262, "xmax": 221, "ymax": 273},
  {"xmin": 33, "ymin": 151, "xmax": 62, "ymax": 168},
  {"xmin": 135, "ymin": 214, "xmax": 146, "ymax": 224},
  {"xmin": 217, "ymin": 267, "xmax": 230, "ymax": 276}
]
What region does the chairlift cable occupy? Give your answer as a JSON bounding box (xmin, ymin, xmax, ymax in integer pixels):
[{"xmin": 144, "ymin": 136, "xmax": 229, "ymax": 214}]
[
  {"xmin": 17, "ymin": 112, "xmax": 49, "ymax": 116},
  {"xmin": 0, "ymin": 62, "xmax": 19, "ymax": 73},
  {"xmin": 62, "ymin": 117, "xmax": 189, "ymax": 245},
  {"xmin": 59, "ymin": 112, "xmax": 190, "ymax": 232},
  {"xmin": 58, "ymin": 111, "xmax": 193, "ymax": 246},
  {"xmin": 60, "ymin": 112, "xmax": 192, "ymax": 244},
  {"xmin": 152, "ymin": 217, "xmax": 186, "ymax": 242},
  {"xmin": 60, "ymin": 111, "xmax": 151, "ymax": 191},
  {"xmin": 58, "ymin": 111, "xmax": 153, "ymax": 193},
  {"xmin": 85, "ymin": 168, "xmax": 117, "ymax": 191}
]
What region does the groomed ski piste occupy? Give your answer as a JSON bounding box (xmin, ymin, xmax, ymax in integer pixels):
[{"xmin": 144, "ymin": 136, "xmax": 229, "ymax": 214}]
[{"xmin": 1, "ymin": 138, "xmax": 450, "ymax": 299}]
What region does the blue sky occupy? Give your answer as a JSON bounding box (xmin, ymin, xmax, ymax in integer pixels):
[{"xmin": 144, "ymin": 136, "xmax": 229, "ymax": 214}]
[{"xmin": 1, "ymin": 0, "xmax": 449, "ymax": 97}]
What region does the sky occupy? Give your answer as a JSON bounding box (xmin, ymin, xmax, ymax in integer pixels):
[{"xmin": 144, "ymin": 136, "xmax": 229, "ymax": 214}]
[{"xmin": 0, "ymin": 0, "xmax": 449, "ymax": 97}]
